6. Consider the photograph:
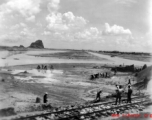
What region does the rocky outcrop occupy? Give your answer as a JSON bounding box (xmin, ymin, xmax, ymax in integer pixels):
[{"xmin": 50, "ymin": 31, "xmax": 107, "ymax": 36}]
[
  {"xmin": 29, "ymin": 40, "xmax": 44, "ymax": 49},
  {"xmin": 19, "ymin": 45, "xmax": 24, "ymax": 48}
]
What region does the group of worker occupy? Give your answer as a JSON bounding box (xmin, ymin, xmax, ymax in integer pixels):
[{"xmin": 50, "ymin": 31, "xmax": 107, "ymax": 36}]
[
  {"xmin": 37, "ymin": 65, "xmax": 47, "ymax": 70},
  {"xmin": 134, "ymin": 68, "xmax": 142, "ymax": 72},
  {"xmin": 35, "ymin": 92, "xmax": 48, "ymax": 104},
  {"xmin": 90, "ymin": 72, "xmax": 110, "ymax": 80},
  {"xmin": 115, "ymin": 83, "xmax": 132, "ymax": 105},
  {"xmin": 95, "ymin": 79, "xmax": 133, "ymax": 105},
  {"xmin": 37, "ymin": 65, "xmax": 54, "ymax": 70},
  {"xmin": 40, "ymin": 79, "xmax": 132, "ymax": 106}
]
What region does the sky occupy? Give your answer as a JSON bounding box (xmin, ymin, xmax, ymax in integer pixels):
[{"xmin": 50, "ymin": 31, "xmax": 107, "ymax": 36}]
[{"xmin": 0, "ymin": 0, "xmax": 151, "ymax": 52}]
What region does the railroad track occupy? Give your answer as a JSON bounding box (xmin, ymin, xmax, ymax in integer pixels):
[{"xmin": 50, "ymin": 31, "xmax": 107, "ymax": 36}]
[
  {"xmin": 12, "ymin": 95, "xmax": 151, "ymax": 120},
  {"xmin": 58, "ymin": 99, "xmax": 150, "ymax": 120}
]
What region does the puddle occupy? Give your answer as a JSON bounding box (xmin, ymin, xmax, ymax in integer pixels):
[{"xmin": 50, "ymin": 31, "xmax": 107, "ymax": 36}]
[
  {"xmin": 0, "ymin": 51, "xmax": 151, "ymax": 67},
  {"xmin": 12, "ymin": 69, "xmax": 63, "ymax": 84},
  {"xmin": 70, "ymin": 81, "xmax": 91, "ymax": 86}
]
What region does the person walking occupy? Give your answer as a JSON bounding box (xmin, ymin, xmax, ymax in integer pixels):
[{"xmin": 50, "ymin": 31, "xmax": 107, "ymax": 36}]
[
  {"xmin": 41, "ymin": 65, "xmax": 44, "ymax": 69},
  {"xmin": 43, "ymin": 92, "xmax": 48, "ymax": 103},
  {"xmin": 37, "ymin": 65, "xmax": 41, "ymax": 69},
  {"xmin": 95, "ymin": 90, "xmax": 102, "ymax": 101},
  {"xmin": 115, "ymin": 85, "xmax": 119, "ymax": 105},
  {"xmin": 114, "ymin": 68, "xmax": 117, "ymax": 75},
  {"xmin": 105, "ymin": 72, "xmax": 108, "ymax": 78},
  {"xmin": 127, "ymin": 85, "xmax": 132, "ymax": 103},
  {"xmin": 128, "ymin": 79, "xmax": 131, "ymax": 85}
]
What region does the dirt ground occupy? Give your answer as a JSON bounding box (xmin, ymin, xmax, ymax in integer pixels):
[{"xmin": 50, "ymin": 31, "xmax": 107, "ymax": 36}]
[
  {"xmin": 0, "ymin": 49, "xmax": 150, "ymax": 118},
  {"xmin": 0, "ymin": 62, "xmax": 141, "ymax": 116},
  {"xmin": 32, "ymin": 50, "xmax": 108, "ymax": 61},
  {"xmin": 98, "ymin": 52, "xmax": 152, "ymax": 62}
]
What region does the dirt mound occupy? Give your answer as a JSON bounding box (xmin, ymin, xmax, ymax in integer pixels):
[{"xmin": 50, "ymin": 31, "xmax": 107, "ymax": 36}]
[
  {"xmin": 0, "ymin": 107, "xmax": 16, "ymax": 117},
  {"xmin": 136, "ymin": 66, "xmax": 152, "ymax": 82},
  {"xmin": 134, "ymin": 66, "xmax": 152, "ymax": 90},
  {"xmin": 14, "ymin": 71, "xmax": 32, "ymax": 77}
]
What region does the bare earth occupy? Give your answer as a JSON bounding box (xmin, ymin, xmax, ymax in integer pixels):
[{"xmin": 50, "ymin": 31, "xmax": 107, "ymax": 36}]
[{"xmin": 0, "ymin": 49, "xmax": 151, "ymax": 118}]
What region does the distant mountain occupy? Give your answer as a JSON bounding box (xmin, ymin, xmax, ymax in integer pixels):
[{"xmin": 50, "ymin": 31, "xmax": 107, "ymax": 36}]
[
  {"xmin": 29, "ymin": 40, "xmax": 44, "ymax": 49},
  {"xmin": 0, "ymin": 40, "xmax": 45, "ymax": 50},
  {"xmin": 0, "ymin": 45, "xmax": 26, "ymax": 51},
  {"xmin": 19, "ymin": 45, "xmax": 24, "ymax": 48},
  {"xmin": 12, "ymin": 45, "xmax": 24, "ymax": 48}
]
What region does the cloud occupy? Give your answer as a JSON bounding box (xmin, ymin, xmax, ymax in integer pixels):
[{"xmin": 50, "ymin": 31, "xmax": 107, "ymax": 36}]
[
  {"xmin": 10, "ymin": 24, "xmax": 20, "ymax": 30},
  {"xmin": 10, "ymin": 23, "xmax": 27, "ymax": 30},
  {"xmin": 46, "ymin": 12, "xmax": 87, "ymax": 31},
  {"xmin": 36, "ymin": 22, "xmax": 43, "ymax": 27},
  {"xmin": 0, "ymin": 33, "xmax": 24, "ymax": 43},
  {"xmin": 45, "ymin": 0, "xmax": 90, "ymax": 41},
  {"xmin": 42, "ymin": 27, "xmax": 102, "ymax": 42},
  {"xmin": 0, "ymin": 22, "xmax": 35, "ymax": 43},
  {"xmin": 20, "ymin": 28, "xmax": 36, "ymax": 37},
  {"xmin": 0, "ymin": 0, "xmax": 41, "ymax": 43},
  {"xmin": 115, "ymin": 0, "xmax": 137, "ymax": 6},
  {"xmin": 63, "ymin": 12, "xmax": 87, "ymax": 28},
  {"xmin": 0, "ymin": 0, "xmax": 150, "ymax": 52},
  {"xmin": 26, "ymin": 15, "xmax": 35, "ymax": 22},
  {"xmin": 74, "ymin": 27, "xmax": 101, "ymax": 40},
  {"xmin": 0, "ymin": 0, "xmax": 41, "ymax": 19},
  {"xmin": 103, "ymin": 23, "xmax": 132, "ymax": 35},
  {"xmin": 142, "ymin": 32, "xmax": 152, "ymax": 51},
  {"xmin": 42, "ymin": 31, "xmax": 51, "ymax": 35},
  {"xmin": 48, "ymin": 0, "xmax": 60, "ymax": 12},
  {"xmin": 20, "ymin": 23, "xmax": 27, "ymax": 27},
  {"xmin": 46, "ymin": 13, "xmax": 68, "ymax": 31}
]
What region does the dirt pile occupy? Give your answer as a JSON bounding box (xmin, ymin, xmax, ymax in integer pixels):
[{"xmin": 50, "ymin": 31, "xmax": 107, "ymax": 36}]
[
  {"xmin": 136, "ymin": 66, "xmax": 152, "ymax": 82},
  {"xmin": 0, "ymin": 107, "xmax": 16, "ymax": 117},
  {"xmin": 134, "ymin": 66, "xmax": 152, "ymax": 90}
]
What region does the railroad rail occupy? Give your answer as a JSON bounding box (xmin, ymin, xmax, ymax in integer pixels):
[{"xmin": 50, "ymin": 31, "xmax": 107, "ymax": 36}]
[
  {"xmin": 57, "ymin": 99, "xmax": 150, "ymax": 120},
  {"xmin": 12, "ymin": 95, "xmax": 151, "ymax": 120}
]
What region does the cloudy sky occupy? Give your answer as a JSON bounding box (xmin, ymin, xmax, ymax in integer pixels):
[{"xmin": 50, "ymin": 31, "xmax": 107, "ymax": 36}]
[{"xmin": 0, "ymin": 0, "xmax": 151, "ymax": 52}]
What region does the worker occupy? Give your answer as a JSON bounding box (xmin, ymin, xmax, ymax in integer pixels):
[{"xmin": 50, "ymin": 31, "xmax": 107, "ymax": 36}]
[
  {"xmin": 103, "ymin": 73, "xmax": 105, "ymax": 78},
  {"xmin": 41, "ymin": 65, "xmax": 44, "ymax": 69},
  {"xmin": 115, "ymin": 85, "xmax": 123, "ymax": 105},
  {"xmin": 50, "ymin": 65, "xmax": 54, "ymax": 70},
  {"xmin": 36, "ymin": 97, "xmax": 41, "ymax": 103},
  {"xmin": 105, "ymin": 72, "xmax": 108, "ymax": 78},
  {"xmin": 43, "ymin": 92, "xmax": 48, "ymax": 103},
  {"xmin": 44, "ymin": 65, "xmax": 47, "ymax": 70},
  {"xmin": 95, "ymin": 90, "xmax": 102, "ymax": 101},
  {"xmin": 37, "ymin": 65, "xmax": 41, "ymax": 69},
  {"xmin": 127, "ymin": 85, "xmax": 132, "ymax": 103},
  {"xmin": 114, "ymin": 68, "xmax": 117, "ymax": 75},
  {"xmin": 115, "ymin": 85, "xmax": 119, "ymax": 104},
  {"xmin": 128, "ymin": 79, "xmax": 131, "ymax": 85}
]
